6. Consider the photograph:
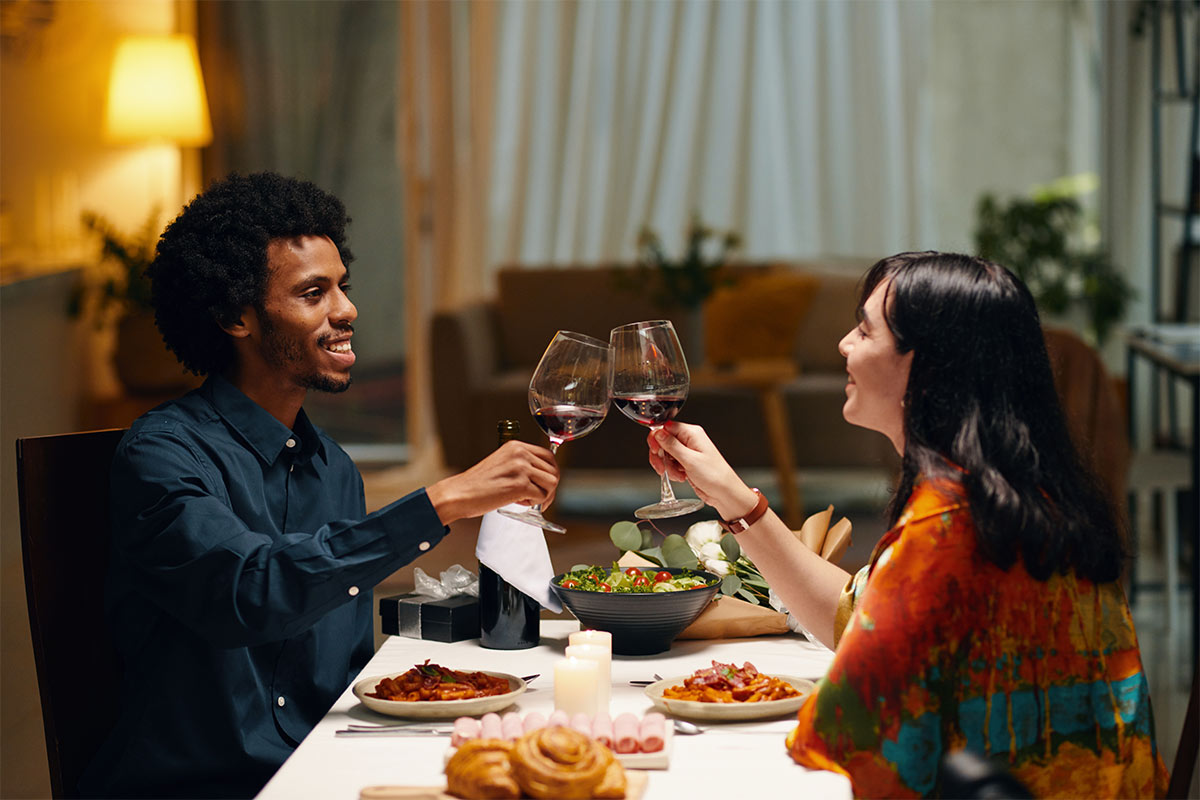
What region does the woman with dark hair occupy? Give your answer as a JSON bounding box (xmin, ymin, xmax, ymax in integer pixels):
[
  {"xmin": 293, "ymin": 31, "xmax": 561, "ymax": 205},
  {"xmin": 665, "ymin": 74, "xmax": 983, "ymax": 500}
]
[{"xmin": 649, "ymin": 252, "xmax": 1166, "ymax": 798}]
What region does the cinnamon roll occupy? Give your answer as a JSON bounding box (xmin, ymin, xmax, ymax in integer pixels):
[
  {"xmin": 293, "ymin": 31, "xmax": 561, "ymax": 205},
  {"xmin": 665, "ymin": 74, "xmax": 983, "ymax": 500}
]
[{"xmin": 509, "ymin": 726, "xmax": 625, "ymax": 799}]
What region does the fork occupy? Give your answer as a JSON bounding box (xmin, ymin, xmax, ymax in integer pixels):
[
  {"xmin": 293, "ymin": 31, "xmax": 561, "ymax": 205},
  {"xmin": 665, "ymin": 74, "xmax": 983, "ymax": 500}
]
[
  {"xmin": 627, "ymin": 673, "xmax": 665, "ymax": 687},
  {"xmin": 336, "ymin": 726, "xmax": 452, "ymax": 737}
]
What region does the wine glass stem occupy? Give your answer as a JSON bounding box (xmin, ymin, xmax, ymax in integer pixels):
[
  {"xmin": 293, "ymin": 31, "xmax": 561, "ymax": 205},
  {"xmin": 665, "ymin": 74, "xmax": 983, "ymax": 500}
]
[
  {"xmin": 530, "ymin": 439, "xmax": 561, "ymax": 514},
  {"xmin": 650, "ymin": 425, "xmax": 679, "ymax": 504},
  {"xmin": 659, "ymin": 467, "xmax": 678, "ymax": 504}
]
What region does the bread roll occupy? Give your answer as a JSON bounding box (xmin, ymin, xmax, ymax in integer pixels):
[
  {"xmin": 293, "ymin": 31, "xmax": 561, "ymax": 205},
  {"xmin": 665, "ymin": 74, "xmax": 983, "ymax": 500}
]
[
  {"xmin": 444, "ymin": 738, "xmax": 520, "ymax": 800},
  {"xmin": 509, "ymin": 726, "xmax": 624, "ymax": 799}
]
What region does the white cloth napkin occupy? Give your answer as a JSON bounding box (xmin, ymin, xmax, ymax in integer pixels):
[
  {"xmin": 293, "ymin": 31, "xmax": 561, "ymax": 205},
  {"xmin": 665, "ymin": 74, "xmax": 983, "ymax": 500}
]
[{"xmin": 475, "ymin": 504, "xmax": 562, "ymax": 613}]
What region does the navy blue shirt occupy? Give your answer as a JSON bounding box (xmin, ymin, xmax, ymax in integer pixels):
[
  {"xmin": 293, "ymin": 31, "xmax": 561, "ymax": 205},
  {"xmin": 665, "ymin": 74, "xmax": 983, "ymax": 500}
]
[{"xmin": 80, "ymin": 376, "xmax": 447, "ymax": 798}]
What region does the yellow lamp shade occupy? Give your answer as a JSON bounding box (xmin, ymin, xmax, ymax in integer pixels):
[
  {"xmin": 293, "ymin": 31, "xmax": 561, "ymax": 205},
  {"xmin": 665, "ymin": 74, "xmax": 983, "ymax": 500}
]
[{"xmin": 104, "ymin": 34, "xmax": 212, "ymax": 146}]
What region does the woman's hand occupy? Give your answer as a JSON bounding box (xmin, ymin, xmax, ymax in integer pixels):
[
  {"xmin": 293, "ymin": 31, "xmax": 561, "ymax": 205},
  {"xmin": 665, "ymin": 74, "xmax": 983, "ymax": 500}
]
[{"xmin": 647, "ymin": 422, "xmax": 759, "ymax": 522}]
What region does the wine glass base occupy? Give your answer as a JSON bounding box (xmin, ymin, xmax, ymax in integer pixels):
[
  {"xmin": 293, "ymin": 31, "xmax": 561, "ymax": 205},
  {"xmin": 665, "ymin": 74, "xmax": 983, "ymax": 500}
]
[
  {"xmin": 496, "ymin": 507, "xmax": 567, "ymax": 534},
  {"xmin": 634, "ymin": 498, "xmax": 705, "ymax": 520}
]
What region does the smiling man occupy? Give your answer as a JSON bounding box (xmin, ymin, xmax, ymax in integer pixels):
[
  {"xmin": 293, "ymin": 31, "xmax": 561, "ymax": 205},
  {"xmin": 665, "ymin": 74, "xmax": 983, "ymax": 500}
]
[{"xmin": 80, "ymin": 173, "xmax": 559, "ymax": 799}]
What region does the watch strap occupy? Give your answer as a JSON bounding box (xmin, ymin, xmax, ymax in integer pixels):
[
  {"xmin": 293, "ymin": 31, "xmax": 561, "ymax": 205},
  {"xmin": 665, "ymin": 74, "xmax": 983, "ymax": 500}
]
[{"xmin": 719, "ymin": 489, "xmax": 769, "ymax": 534}]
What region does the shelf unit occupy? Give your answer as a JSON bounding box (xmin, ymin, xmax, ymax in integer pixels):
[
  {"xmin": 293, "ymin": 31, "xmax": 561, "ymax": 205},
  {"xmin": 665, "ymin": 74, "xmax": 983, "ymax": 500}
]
[{"xmin": 1149, "ymin": 0, "xmax": 1199, "ymax": 325}]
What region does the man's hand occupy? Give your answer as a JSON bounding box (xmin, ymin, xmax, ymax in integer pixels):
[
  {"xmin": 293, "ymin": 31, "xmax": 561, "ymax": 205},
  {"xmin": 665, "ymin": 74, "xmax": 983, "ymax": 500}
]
[{"xmin": 426, "ymin": 440, "xmax": 559, "ymax": 525}]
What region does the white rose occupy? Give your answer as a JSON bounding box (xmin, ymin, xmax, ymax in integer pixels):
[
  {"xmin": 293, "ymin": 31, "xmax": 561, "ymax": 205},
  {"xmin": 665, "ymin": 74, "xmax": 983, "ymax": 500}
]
[
  {"xmin": 685, "ymin": 520, "xmax": 724, "ymax": 551},
  {"xmin": 703, "ymin": 557, "xmax": 731, "ymax": 577},
  {"xmin": 698, "ymin": 541, "xmax": 725, "ymax": 562}
]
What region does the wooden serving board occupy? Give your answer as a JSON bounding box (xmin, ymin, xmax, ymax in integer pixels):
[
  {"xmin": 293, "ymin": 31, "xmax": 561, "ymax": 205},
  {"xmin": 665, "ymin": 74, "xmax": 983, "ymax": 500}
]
[{"xmin": 358, "ymin": 770, "xmax": 648, "ymax": 800}]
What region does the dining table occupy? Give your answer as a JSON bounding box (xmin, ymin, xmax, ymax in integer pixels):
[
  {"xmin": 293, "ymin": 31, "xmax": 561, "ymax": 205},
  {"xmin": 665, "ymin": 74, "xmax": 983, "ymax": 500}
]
[{"xmin": 256, "ymin": 619, "xmax": 851, "ymax": 799}]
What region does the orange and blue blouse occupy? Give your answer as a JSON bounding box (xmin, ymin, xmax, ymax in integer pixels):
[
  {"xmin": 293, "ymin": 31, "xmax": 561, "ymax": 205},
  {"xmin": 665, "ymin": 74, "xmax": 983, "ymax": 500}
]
[{"xmin": 787, "ymin": 476, "xmax": 1168, "ymax": 799}]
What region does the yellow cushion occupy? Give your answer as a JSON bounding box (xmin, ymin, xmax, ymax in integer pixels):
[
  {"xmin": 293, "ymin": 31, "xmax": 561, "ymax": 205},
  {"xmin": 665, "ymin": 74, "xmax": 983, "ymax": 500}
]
[{"xmin": 704, "ymin": 271, "xmax": 821, "ymax": 366}]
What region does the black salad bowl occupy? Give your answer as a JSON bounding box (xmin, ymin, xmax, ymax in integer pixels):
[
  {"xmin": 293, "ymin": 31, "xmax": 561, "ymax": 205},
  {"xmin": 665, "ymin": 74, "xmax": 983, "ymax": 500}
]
[{"xmin": 549, "ymin": 567, "xmax": 721, "ymax": 656}]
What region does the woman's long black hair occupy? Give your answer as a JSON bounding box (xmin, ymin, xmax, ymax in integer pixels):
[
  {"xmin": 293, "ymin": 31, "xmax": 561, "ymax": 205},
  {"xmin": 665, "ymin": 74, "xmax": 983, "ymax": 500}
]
[{"xmin": 865, "ymin": 251, "xmax": 1126, "ymax": 583}]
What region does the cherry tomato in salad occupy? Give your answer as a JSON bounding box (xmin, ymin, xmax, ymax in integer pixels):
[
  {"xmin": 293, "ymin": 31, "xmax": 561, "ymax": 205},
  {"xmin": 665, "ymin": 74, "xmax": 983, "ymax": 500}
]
[
  {"xmin": 653, "ymin": 571, "xmax": 674, "ymax": 583},
  {"xmin": 632, "ymin": 575, "xmax": 650, "ymax": 587},
  {"xmin": 562, "ymin": 578, "xmax": 579, "ymax": 589},
  {"xmin": 598, "ymin": 582, "xmax": 613, "ymax": 592},
  {"xmin": 623, "ymin": 567, "xmax": 642, "ymax": 577}
]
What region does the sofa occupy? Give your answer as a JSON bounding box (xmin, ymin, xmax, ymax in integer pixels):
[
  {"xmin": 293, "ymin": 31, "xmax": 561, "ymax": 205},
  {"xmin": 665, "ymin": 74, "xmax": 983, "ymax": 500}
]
[{"xmin": 430, "ymin": 260, "xmax": 902, "ymax": 479}]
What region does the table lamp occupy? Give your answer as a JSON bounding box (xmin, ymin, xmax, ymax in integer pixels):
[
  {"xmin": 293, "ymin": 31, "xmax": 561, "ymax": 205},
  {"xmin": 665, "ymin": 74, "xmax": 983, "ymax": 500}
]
[{"xmin": 104, "ymin": 34, "xmax": 212, "ymax": 146}]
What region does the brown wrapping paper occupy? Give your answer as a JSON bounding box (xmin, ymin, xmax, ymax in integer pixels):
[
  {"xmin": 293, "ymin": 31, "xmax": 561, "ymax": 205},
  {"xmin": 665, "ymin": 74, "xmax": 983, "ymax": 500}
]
[{"xmin": 676, "ymin": 594, "xmax": 790, "ymax": 639}]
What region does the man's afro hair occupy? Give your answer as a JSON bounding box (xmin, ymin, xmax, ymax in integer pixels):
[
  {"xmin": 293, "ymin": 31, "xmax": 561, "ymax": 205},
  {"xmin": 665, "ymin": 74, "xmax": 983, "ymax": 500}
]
[{"xmin": 148, "ymin": 172, "xmax": 353, "ymax": 376}]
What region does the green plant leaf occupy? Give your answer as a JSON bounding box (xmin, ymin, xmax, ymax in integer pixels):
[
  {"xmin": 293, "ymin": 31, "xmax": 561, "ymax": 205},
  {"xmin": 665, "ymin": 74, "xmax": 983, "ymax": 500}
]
[
  {"xmin": 640, "ymin": 526, "xmax": 654, "ymax": 550},
  {"xmin": 636, "ymin": 546, "xmax": 665, "ymax": 566},
  {"xmin": 610, "ymin": 521, "xmax": 643, "ymax": 552},
  {"xmin": 720, "ymin": 533, "xmax": 741, "ymax": 560},
  {"xmin": 721, "ymin": 574, "xmax": 742, "ymax": 596},
  {"xmin": 661, "ymin": 534, "xmax": 699, "ymax": 568},
  {"xmin": 736, "ymin": 587, "xmax": 759, "ymax": 604}
]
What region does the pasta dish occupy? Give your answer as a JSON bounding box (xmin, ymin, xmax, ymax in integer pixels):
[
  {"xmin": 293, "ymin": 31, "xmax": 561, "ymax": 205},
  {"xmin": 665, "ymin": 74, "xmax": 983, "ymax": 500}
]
[{"xmin": 662, "ymin": 660, "xmax": 801, "ymax": 703}]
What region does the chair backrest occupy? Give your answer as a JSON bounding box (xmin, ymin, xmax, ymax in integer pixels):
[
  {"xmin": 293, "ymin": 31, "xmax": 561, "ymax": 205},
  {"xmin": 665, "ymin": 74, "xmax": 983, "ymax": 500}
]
[
  {"xmin": 16, "ymin": 429, "xmax": 126, "ymax": 799},
  {"xmin": 1042, "ymin": 326, "xmax": 1131, "ymax": 506}
]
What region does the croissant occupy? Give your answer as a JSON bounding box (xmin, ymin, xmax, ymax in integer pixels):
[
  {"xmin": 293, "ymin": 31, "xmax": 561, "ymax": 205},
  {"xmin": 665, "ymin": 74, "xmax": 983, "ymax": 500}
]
[
  {"xmin": 444, "ymin": 738, "xmax": 521, "ymax": 800},
  {"xmin": 509, "ymin": 726, "xmax": 625, "ymax": 800}
]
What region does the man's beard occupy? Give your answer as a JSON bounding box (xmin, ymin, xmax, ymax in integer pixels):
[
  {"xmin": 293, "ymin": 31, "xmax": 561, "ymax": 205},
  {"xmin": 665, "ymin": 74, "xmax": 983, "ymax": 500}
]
[{"xmin": 260, "ymin": 314, "xmax": 353, "ymax": 394}]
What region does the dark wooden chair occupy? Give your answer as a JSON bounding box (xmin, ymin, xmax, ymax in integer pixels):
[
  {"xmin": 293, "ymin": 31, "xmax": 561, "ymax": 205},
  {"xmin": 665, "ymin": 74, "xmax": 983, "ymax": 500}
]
[{"xmin": 16, "ymin": 429, "xmax": 126, "ymax": 799}]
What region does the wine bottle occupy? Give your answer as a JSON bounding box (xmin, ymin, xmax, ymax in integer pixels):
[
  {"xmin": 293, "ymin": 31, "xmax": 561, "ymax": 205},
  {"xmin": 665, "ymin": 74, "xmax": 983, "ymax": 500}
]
[{"xmin": 479, "ymin": 420, "xmax": 541, "ymax": 649}]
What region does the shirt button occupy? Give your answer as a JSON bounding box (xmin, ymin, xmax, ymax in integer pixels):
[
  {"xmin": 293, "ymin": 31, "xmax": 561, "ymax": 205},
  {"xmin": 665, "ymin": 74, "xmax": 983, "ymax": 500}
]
[
  {"xmin": 285, "ymin": 438, "xmax": 297, "ymax": 449},
  {"xmin": 418, "ymin": 541, "xmax": 431, "ymax": 552},
  {"xmin": 277, "ymin": 696, "xmax": 286, "ymax": 707},
  {"xmin": 348, "ymin": 586, "xmax": 360, "ymax": 597}
]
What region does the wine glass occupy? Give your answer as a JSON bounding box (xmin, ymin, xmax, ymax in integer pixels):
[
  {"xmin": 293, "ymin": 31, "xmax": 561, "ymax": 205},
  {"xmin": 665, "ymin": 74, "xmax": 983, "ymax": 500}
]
[
  {"xmin": 498, "ymin": 330, "xmax": 611, "ymax": 533},
  {"xmin": 609, "ymin": 320, "xmax": 705, "ymax": 519}
]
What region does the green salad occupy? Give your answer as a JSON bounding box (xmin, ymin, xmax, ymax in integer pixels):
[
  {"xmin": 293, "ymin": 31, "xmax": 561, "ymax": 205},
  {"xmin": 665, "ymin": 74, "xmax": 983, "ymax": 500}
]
[{"xmin": 556, "ymin": 564, "xmax": 715, "ymax": 593}]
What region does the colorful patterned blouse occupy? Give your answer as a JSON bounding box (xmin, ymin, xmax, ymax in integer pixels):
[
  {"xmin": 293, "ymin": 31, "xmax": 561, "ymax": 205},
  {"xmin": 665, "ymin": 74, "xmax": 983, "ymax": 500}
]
[{"xmin": 787, "ymin": 476, "xmax": 1168, "ymax": 799}]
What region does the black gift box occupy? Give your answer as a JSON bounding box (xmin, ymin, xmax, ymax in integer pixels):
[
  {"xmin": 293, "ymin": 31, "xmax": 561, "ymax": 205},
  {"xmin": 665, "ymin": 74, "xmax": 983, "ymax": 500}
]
[{"xmin": 379, "ymin": 593, "xmax": 480, "ymax": 643}]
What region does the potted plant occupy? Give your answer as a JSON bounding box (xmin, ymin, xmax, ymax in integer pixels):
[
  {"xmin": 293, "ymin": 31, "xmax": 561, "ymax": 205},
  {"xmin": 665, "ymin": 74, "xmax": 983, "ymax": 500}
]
[
  {"xmin": 974, "ymin": 175, "xmax": 1135, "ymax": 345},
  {"xmin": 618, "ymin": 214, "xmax": 742, "ymax": 363},
  {"xmin": 70, "ymin": 209, "xmax": 195, "ymax": 394},
  {"xmin": 632, "ymin": 213, "xmax": 742, "ymax": 311}
]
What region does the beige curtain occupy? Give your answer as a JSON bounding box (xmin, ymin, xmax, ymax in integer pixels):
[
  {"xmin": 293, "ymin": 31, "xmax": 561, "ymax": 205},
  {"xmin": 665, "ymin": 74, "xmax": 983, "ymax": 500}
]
[{"xmin": 398, "ymin": 1, "xmax": 500, "ymax": 468}]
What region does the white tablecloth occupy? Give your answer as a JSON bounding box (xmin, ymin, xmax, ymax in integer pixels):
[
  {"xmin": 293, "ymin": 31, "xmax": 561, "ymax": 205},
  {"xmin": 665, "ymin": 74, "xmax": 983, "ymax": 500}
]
[{"xmin": 257, "ymin": 620, "xmax": 851, "ymax": 799}]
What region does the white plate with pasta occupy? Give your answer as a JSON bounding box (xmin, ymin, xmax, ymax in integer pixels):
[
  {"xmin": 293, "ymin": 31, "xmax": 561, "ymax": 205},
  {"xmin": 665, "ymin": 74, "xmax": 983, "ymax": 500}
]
[{"xmin": 643, "ymin": 674, "xmax": 814, "ymax": 721}]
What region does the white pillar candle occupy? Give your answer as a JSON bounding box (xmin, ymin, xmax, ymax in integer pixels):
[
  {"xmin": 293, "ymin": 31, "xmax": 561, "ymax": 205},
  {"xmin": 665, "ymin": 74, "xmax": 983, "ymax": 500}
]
[
  {"xmin": 565, "ymin": 643, "xmax": 612, "ymax": 711},
  {"xmin": 553, "ymin": 656, "xmax": 600, "ymax": 717},
  {"xmin": 568, "ymin": 629, "xmax": 613, "ymax": 649}
]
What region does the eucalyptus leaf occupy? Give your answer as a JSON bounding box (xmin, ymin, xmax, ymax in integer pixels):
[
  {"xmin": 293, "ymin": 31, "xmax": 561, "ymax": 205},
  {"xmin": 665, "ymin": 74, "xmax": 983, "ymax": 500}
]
[
  {"xmin": 632, "ymin": 550, "xmax": 666, "ymax": 568},
  {"xmin": 736, "ymin": 587, "xmax": 759, "ymax": 604},
  {"xmin": 721, "ymin": 573, "xmax": 742, "ymax": 596},
  {"xmin": 610, "ymin": 521, "xmax": 643, "ymax": 552},
  {"xmin": 637, "ymin": 546, "xmax": 665, "ymax": 565},
  {"xmin": 661, "ymin": 534, "xmax": 699, "ymax": 568},
  {"xmin": 640, "ymin": 527, "xmax": 654, "ymax": 550},
  {"xmin": 720, "ymin": 533, "xmax": 741, "ymax": 561}
]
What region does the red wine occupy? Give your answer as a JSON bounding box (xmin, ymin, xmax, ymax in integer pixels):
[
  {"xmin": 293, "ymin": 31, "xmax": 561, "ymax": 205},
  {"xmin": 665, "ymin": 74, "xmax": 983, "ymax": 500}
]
[
  {"xmin": 533, "ymin": 405, "xmax": 607, "ymax": 442},
  {"xmin": 613, "ymin": 394, "xmax": 686, "ymax": 427}
]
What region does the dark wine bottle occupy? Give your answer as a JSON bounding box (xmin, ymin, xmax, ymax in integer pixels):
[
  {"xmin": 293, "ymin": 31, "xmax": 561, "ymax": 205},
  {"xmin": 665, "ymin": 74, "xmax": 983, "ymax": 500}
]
[{"xmin": 479, "ymin": 420, "xmax": 541, "ymax": 649}]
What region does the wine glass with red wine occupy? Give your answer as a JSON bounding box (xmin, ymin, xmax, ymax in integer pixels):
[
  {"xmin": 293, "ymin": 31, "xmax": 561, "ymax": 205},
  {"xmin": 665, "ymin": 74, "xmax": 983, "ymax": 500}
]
[
  {"xmin": 498, "ymin": 330, "xmax": 611, "ymax": 533},
  {"xmin": 609, "ymin": 320, "xmax": 704, "ymax": 519}
]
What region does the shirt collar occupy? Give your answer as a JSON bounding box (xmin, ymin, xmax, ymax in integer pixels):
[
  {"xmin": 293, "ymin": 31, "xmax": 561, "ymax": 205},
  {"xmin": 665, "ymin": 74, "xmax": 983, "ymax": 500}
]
[{"xmin": 203, "ymin": 375, "xmax": 326, "ymax": 466}]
